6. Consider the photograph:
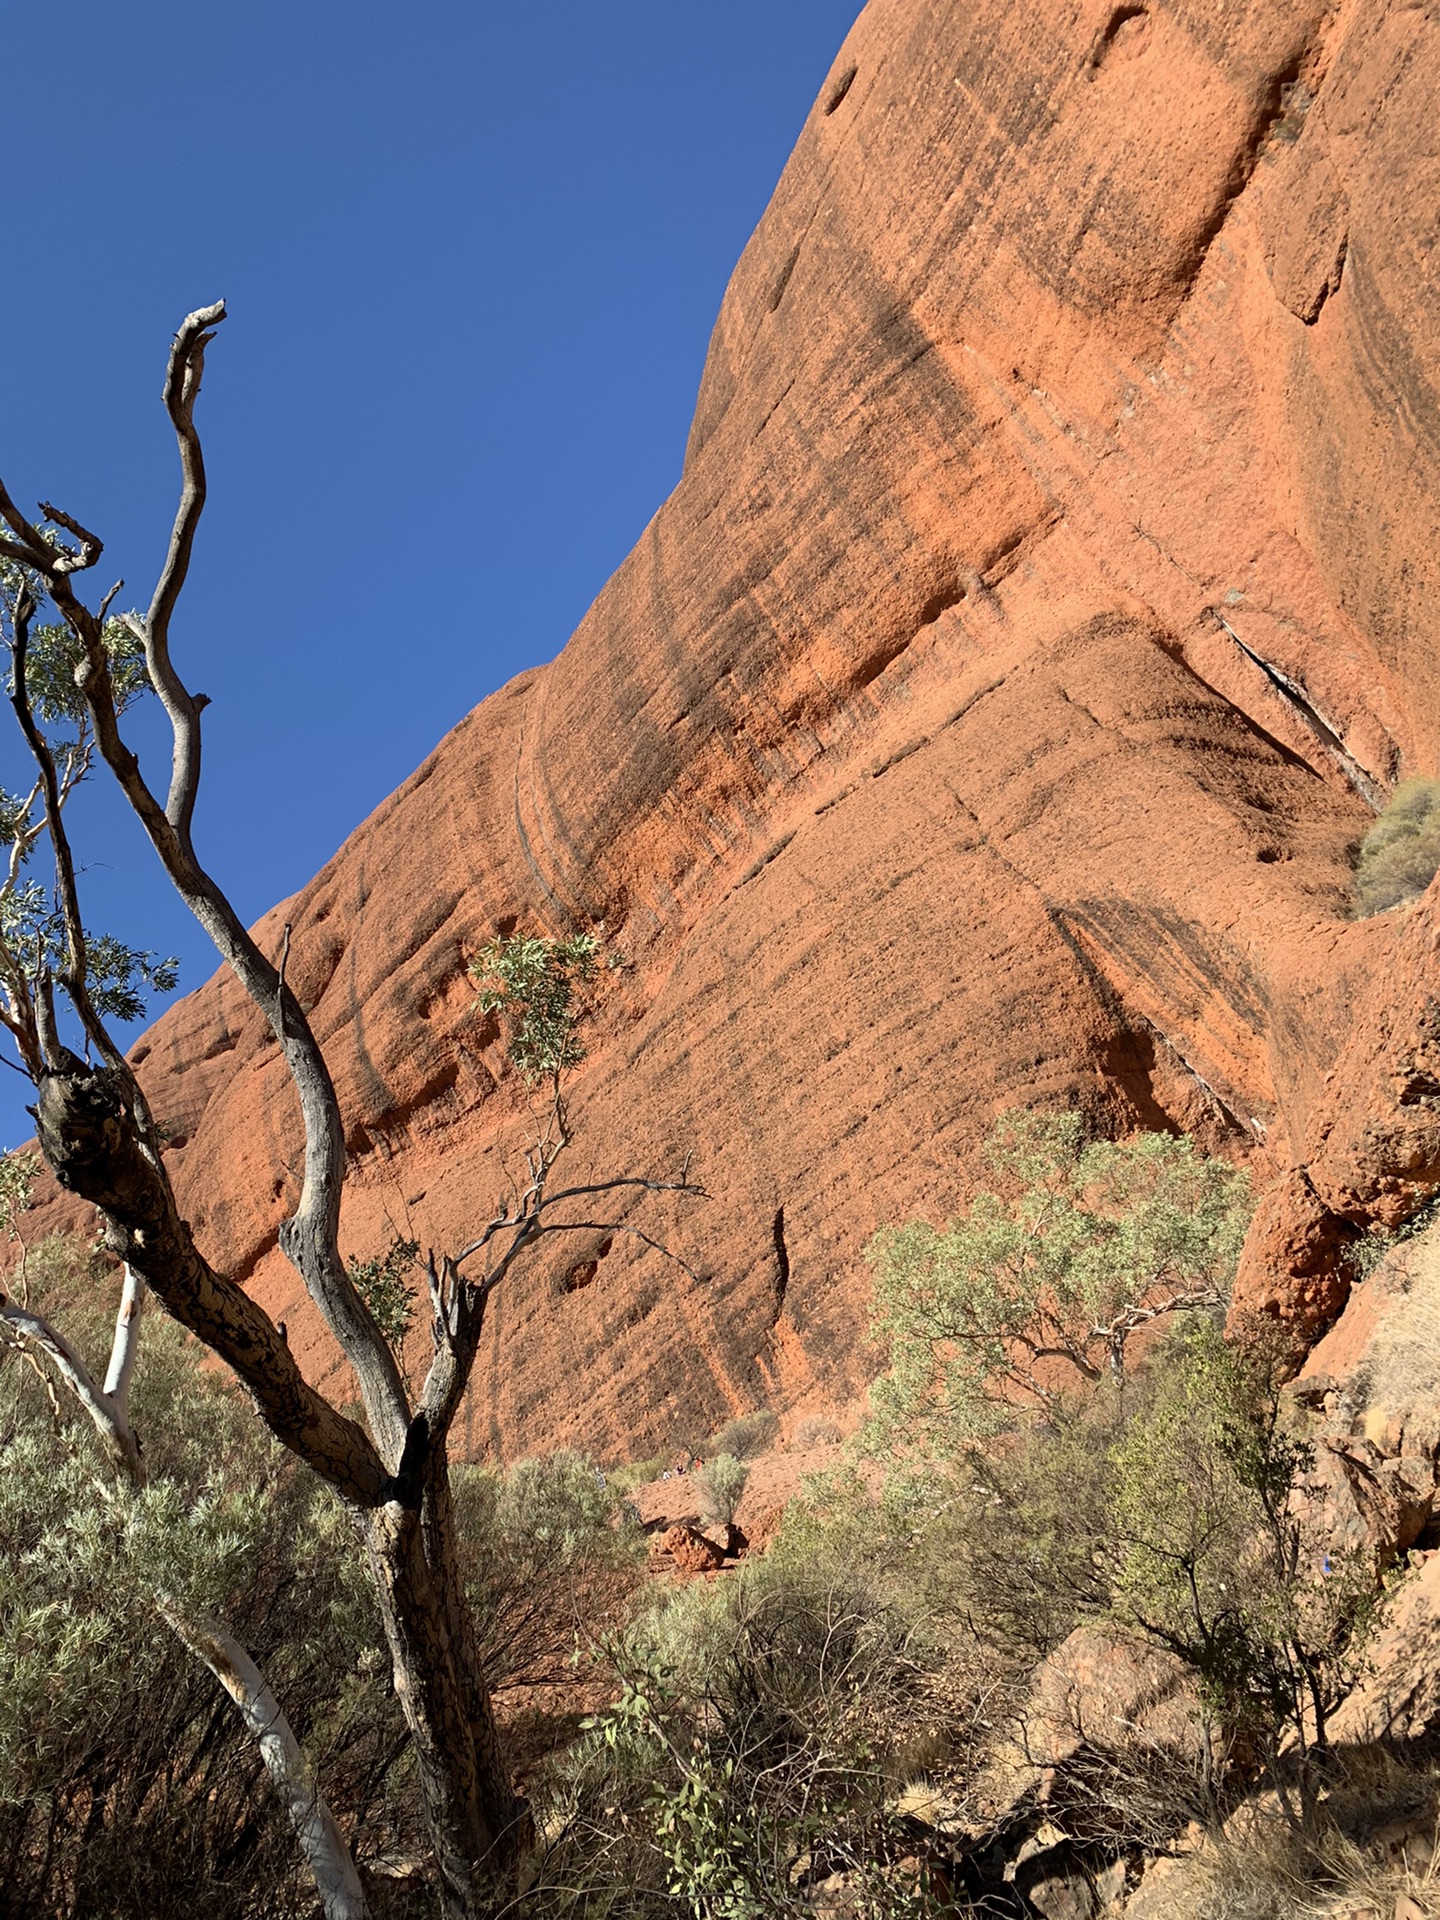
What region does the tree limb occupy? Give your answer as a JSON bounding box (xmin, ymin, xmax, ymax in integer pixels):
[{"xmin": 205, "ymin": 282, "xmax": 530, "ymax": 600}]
[
  {"xmin": 0, "ymin": 1287, "xmax": 142, "ymax": 1480},
  {"xmin": 35, "ymin": 1062, "xmax": 393, "ymax": 1507},
  {"xmin": 159, "ymin": 1605, "xmax": 370, "ymax": 1920},
  {"xmin": 145, "ymin": 299, "xmax": 225, "ymax": 844},
  {"xmin": 101, "ymin": 1263, "xmax": 145, "ymax": 1416}
]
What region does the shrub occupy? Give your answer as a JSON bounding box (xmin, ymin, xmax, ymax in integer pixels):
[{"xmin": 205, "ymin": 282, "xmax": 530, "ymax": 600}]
[
  {"xmin": 468, "ymin": 929, "xmax": 600, "ymax": 1081},
  {"xmin": 696, "ymin": 1452, "xmax": 749, "ymax": 1526},
  {"xmin": 1353, "ymin": 776, "xmax": 1440, "ymax": 916},
  {"xmin": 792, "ymin": 1415, "xmax": 843, "ymax": 1449},
  {"xmin": 1105, "ymin": 1319, "xmax": 1377, "ymax": 1820},
  {"xmin": 0, "ymin": 1243, "xmax": 645, "ymax": 1912},
  {"xmin": 705, "ymin": 1409, "xmax": 778, "ymax": 1459},
  {"xmin": 607, "ymin": 1454, "xmax": 667, "ymax": 1496},
  {"xmin": 453, "ymin": 1449, "xmax": 643, "ymax": 1693},
  {"xmin": 0, "ymin": 1243, "xmax": 416, "ymax": 1918},
  {"xmin": 523, "ymin": 1552, "xmax": 958, "ymax": 1917}
]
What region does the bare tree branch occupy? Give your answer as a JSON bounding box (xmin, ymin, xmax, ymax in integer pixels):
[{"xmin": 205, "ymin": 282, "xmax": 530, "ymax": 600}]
[
  {"xmin": 502, "ymin": 1217, "xmax": 701, "ymax": 1282},
  {"xmin": 0, "ymin": 476, "xmax": 48, "ymax": 558},
  {"xmin": 36, "ymin": 502, "xmax": 103, "ymax": 574},
  {"xmin": 145, "ymin": 299, "xmax": 226, "ymax": 843}
]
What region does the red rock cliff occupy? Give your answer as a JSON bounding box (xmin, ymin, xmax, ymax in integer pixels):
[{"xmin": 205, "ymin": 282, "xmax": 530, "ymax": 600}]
[{"xmin": 40, "ymin": 0, "xmax": 1440, "ymax": 1457}]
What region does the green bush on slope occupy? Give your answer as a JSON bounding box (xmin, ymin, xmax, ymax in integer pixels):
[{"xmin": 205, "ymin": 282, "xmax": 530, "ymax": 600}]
[
  {"xmin": 1353, "ymin": 776, "xmax": 1440, "ymax": 916},
  {"xmin": 0, "ymin": 1238, "xmax": 413, "ymax": 1920},
  {"xmin": 866, "ymin": 1110, "xmax": 1251, "ymax": 1446}
]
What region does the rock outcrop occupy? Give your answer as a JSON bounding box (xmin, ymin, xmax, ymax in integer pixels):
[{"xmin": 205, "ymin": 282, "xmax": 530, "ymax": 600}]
[{"xmin": 24, "ymin": 0, "xmax": 1440, "ymax": 1454}]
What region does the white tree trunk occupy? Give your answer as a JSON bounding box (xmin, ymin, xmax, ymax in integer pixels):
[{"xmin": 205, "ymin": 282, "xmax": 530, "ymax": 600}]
[{"xmin": 163, "ymin": 1607, "xmax": 370, "ymax": 1920}]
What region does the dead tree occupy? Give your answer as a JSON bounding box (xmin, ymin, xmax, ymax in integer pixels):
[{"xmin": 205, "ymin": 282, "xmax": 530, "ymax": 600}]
[{"xmin": 0, "ymin": 302, "xmax": 699, "ymax": 1917}]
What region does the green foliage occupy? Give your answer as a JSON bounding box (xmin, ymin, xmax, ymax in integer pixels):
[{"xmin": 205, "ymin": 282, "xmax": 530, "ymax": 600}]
[
  {"xmin": 1106, "ymin": 1318, "xmax": 1377, "ymax": 1801},
  {"xmin": 706, "ymin": 1409, "xmax": 778, "ymax": 1460},
  {"xmin": 1353, "ymin": 777, "xmax": 1440, "ymax": 916},
  {"xmin": 451, "ymin": 1449, "xmax": 643, "ymax": 1691},
  {"xmin": 0, "ymin": 1148, "xmax": 38, "ymax": 1239},
  {"xmin": 1349, "ymin": 1191, "xmax": 1440, "ymax": 1280},
  {"xmin": 469, "ymin": 928, "xmax": 600, "ymax": 1082},
  {"xmin": 83, "ymin": 929, "xmax": 180, "ymax": 1022},
  {"xmin": 807, "ymin": 1309, "xmax": 1378, "ymax": 1822},
  {"xmin": 18, "ymin": 612, "xmax": 151, "ymax": 727},
  {"xmin": 867, "ymin": 1112, "xmax": 1251, "ymax": 1447},
  {"xmin": 0, "ymin": 1242, "xmax": 416, "ymax": 1917},
  {"xmin": 0, "ymin": 877, "xmax": 178, "ymax": 1023},
  {"xmin": 533, "ymin": 1554, "xmax": 942, "ymax": 1918},
  {"xmin": 0, "ymin": 561, "xmax": 174, "ymax": 1039},
  {"xmin": 696, "ymin": 1452, "xmax": 749, "ymax": 1526},
  {"xmin": 499, "ymin": 1448, "xmax": 619, "ymax": 1555},
  {"xmin": 346, "ymin": 1233, "xmax": 419, "ymax": 1346}
]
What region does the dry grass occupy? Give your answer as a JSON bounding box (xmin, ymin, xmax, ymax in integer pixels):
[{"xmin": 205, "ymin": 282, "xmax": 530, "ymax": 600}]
[{"xmin": 1179, "ymin": 1747, "xmax": 1440, "ymax": 1920}]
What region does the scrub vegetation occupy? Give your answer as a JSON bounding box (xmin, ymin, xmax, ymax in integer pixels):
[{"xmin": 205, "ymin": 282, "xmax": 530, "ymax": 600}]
[
  {"xmin": 4, "ymin": 1104, "xmax": 1416, "ymax": 1918},
  {"xmin": 1352, "ymin": 776, "xmax": 1440, "ymax": 916}
]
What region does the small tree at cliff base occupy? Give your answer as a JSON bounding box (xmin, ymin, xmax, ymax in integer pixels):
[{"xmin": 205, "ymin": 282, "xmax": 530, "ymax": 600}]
[
  {"xmin": 1105, "ymin": 1318, "xmax": 1377, "ymax": 1827},
  {"xmin": 866, "ymin": 1109, "xmax": 1251, "ymax": 1446},
  {"xmin": 861, "ymin": 1122, "xmax": 1375, "ymax": 1830},
  {"xmin": 0, "ymin": 303, "xmax": 701, "ymax": 1919}
]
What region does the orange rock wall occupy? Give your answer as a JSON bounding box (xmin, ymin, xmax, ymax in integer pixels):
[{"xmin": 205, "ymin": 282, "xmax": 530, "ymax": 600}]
[{"xmin": 35, "ymin": 0, "xmax": 1440, "ymax": 1456}]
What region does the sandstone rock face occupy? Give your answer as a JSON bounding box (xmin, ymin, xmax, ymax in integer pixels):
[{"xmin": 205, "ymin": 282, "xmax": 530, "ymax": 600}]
[
  {"xmin": 26, "ymin": 0, "xmax": 1440, "ymax": 1451},
  {"xmin": 1298, "ymin": 1221, "xmax": 1440, "ymax": 1564}
]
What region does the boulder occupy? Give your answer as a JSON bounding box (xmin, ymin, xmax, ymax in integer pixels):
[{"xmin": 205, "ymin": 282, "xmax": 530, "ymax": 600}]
[
  {"xmin": 1297, "ymin": 1224, "xmax": 1440, "ymax": 1562},
  {"xmin": 653, "ymin": 1525, "xmax": 728, "ymax": 1575},
  {"xmin": 1329, "ymin": 1554, "xmax": 1440, "ymax": 1746}
]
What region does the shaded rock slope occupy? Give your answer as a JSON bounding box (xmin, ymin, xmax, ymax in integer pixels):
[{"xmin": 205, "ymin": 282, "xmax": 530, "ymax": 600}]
[{"xmin": 32, "ymin": 0, "xmax": 1440, "ymax": 1458}]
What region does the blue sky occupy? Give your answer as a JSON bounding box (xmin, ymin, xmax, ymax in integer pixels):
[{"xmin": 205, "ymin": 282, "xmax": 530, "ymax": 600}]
[{"xmin": 0, "ymin": 1, "xmax": 861, "ymax": 1145}]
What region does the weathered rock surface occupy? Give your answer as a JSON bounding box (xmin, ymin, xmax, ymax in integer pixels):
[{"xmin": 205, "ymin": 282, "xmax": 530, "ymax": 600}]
[
  {"xmin": 1298, "ymin": 1221, "xmax": 1440, "ymax": 1563},
  {"xmin": 23, "ymin": 0, "xmax": 1440, "ymax": 1451},
  {"xmin": 650, "ymin": 1525, "xmax": 729, "ymax": 1576}
]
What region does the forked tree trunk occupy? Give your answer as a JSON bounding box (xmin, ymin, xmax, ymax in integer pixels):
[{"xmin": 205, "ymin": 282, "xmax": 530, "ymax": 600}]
[{"xmin": 1, "ymin": 302, "xmax": 670, "ymax": 1919}]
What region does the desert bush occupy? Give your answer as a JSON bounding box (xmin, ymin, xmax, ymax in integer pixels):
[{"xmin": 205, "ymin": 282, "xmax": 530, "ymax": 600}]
[
  {"xmin": 696, "ymin": 1453, "xmax": 749, "ymax": 1527},
  {"xmin": 859, "ymin": 1114, "xmax": 1377, "ymax": 1840},
  {"xmin": 706, "ymin": 1410, "xmax": 779, "ymax": 1460},
  {"xmin": 522, "ymin": 1551, "xmax": 962, "ymax": 1917},
  {"xmin": 0, "ymin": 1241, "xmax": 418, "ymax": 1919},
  {"xmin": 867, "ymin": 1113, "xmax": 1251, "ymax": 1447},
  {"xmin": 859, "ymin": 1310, "xmax": 1376, "ymax": 1816},
  {"xmin": 1105, "ymin": 1318, "xmax": 1378, "ymax": 1821},
  {"xmin": 453, "ymin": 1449, "xmax": 644, "ymax": 1692},
  {"xmin": 1353, "ymin": 776, "xmax": 1440, "ymax": 916},
  {"xmin": 0, "ymin": 1239, "xmax": 648, "ymax": 1913},
  {"xmin": 792, "ymin": 1415, "xmax": 843, "ymax": 1449}
]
